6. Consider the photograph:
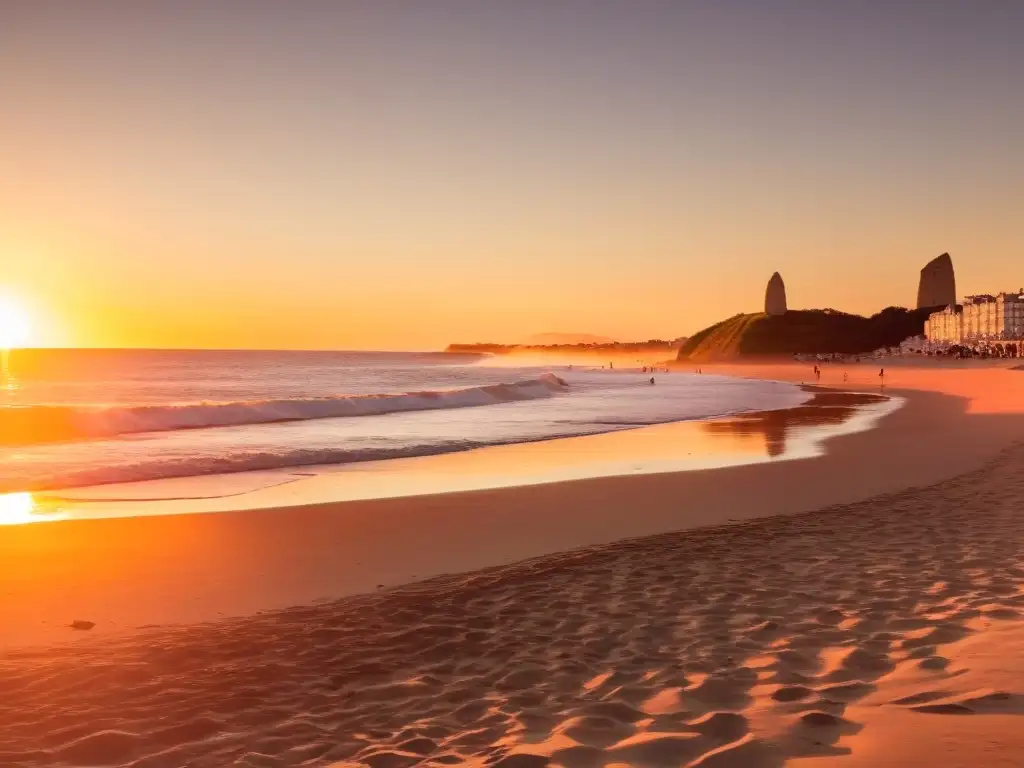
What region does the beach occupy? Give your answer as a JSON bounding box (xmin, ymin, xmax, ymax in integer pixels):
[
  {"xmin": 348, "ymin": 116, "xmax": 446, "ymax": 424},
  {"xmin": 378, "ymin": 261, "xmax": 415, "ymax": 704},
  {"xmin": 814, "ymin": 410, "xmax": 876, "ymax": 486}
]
[
  {"xmin": 2, "ymin": 362, "xmax": 1023, "ymax": 767},
  {"xmin": 10, "ymin": 3, "xmax": 1024, "ymax": 765}
]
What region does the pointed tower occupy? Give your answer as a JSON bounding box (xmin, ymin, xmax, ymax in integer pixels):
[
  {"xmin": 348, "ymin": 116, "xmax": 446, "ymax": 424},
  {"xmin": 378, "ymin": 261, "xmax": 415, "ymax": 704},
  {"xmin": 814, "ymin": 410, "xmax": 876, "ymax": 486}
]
[
  {"xmin": 765, "ymin": 272, "xmax": 787, "ymax": 316},
  {"xmin": 916, "ymin": 253, "xmax": 956, "ymax": 309}
]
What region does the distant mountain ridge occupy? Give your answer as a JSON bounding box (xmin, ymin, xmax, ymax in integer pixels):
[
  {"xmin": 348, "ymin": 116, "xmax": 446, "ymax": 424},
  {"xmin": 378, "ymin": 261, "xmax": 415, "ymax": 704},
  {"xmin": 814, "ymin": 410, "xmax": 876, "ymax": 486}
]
[
  {"xmin": 445, "ymin": 339, "xmax": 683, "ymax": 356},
  {"xmin": 524, "ymin": 333, "xmax": 617, "ymax": 345}
]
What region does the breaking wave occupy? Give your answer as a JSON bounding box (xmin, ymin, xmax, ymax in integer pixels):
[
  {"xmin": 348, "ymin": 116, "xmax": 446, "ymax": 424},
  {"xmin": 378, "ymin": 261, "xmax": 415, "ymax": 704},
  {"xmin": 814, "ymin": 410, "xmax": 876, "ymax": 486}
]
[
  {"xmin": 0, "ymin": 373, "xmax": 569, "ymax": 446},
  {"xmin": 24, "ymin": 437, "xmax": 587, "ymax": 495}
]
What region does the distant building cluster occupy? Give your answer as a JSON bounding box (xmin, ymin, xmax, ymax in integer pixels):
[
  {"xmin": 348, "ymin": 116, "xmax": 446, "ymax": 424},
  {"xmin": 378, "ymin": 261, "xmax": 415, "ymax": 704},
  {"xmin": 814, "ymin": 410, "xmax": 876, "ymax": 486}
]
[
  {"xmin": 910, "ymin": 252, "xmax": 1024, "ymax": 348},
  {"xmin": 757, "ymin": 251, "xmax": 1022, "ymax": 356},
  {"xmin": 924, "ymin": 292, "xmax": 1024, "ymax": 344}
]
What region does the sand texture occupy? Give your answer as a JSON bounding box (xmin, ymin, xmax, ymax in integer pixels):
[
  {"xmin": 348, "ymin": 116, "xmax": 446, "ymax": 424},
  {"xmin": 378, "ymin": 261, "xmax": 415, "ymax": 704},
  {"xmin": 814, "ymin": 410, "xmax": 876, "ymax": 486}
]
[
  {"xmin": 7, "ymin": 371, "xmax": 1024, "ymax": 651},
  {"xmin": 3, "ymin": 439, "xmax": 1023, "ymax": 767}
]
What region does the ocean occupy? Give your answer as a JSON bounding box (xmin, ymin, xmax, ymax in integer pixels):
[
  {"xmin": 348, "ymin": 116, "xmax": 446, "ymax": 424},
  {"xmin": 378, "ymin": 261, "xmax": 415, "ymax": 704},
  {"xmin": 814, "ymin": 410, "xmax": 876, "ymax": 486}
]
[{"xmin": 0, "ymin": 349, "xmax": 810, "ymax": 494}]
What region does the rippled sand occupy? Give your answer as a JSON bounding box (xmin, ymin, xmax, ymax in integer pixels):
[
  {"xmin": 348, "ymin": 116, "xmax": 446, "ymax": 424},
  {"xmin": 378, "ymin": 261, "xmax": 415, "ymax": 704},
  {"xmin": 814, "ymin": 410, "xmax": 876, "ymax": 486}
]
[{"xmin": 3, "ymin": 438, "xmax": 1023, "ymax": 767}]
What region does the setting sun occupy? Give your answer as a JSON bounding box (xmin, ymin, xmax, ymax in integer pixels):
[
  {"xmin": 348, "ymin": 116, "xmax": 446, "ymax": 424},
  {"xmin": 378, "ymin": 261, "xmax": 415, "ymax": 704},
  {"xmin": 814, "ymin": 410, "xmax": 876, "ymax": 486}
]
[
  {"xmin": 0, "ymin": 493, "xmax": 65, "ymax": 525},
  {"xmin": 0, "ymin": 296, "xmax": 30, "ymax": 349},
  {"xmin": 0, "ymin": 493, "xmax": 36, "ymax": 525}
]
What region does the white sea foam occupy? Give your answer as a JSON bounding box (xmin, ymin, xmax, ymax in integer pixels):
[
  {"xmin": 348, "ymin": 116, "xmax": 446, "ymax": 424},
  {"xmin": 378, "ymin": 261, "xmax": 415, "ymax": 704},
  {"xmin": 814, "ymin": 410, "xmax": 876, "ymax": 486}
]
[
  {"xmin": 1, "ymin": 374, "xmax": 568, "ymax": 444},
  {"xmin": 33, "ymin": 440, "xmax": 543, "ymax": 494},
  {"xmin": 0, "ymin": 350, "xmax": 813, "ymax": 494}
]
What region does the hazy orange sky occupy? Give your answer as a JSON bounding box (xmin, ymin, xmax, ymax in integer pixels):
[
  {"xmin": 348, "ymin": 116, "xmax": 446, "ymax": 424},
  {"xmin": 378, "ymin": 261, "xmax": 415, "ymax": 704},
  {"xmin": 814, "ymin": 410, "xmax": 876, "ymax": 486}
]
[{"xmin": 2, "ymin": 1, "xmax": 1023, "ymax": 350}]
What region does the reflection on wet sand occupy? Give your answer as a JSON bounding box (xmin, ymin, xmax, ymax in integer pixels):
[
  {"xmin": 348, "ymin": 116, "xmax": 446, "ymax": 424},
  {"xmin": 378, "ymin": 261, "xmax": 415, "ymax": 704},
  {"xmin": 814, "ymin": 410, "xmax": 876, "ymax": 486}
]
[
  {"xmin": 42, "ymin": 388, "xmax": 899, "ymax": 521},
  {"xmin": 702, "ymin": 387, "xmax": 888, "ymax": 457}
]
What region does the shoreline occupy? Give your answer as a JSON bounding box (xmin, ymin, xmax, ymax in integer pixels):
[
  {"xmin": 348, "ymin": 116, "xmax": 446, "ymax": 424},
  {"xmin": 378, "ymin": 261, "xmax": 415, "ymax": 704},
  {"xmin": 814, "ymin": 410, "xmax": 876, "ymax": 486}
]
[
  {"xmin": 3, "ymin": 362, "xmax": 1024, "ymax": 765},
  {"xmin": 2, "ymin": 364, "xmax": 1023, "ymax": 650},
  {"xmin": 39, "ymin": 385, "xmax": 896, "ymax": 519},
  {"xmin": 6, "ymin": 356, "xmax": 1013, "ymax": 503},
  {"xmin": 2, "ymin": 393, "xmax": 1023, "ymax": 765},
  {"xmin": 0, "ymin": 366, "xmax": 801, "ymax": 496}
]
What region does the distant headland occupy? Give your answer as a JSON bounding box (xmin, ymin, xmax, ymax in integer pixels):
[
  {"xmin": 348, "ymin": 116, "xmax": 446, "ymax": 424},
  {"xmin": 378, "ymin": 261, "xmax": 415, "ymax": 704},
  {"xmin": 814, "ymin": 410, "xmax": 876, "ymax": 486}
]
[
  {"xmin": 445, "ymin": 339, "xmax": 685, "ymax": 359},
  {"xmin": 523, "ymin": 332, "xmax": 618, "ymax": 345},
  {"xmin": 677, "ymin": 252, "xmax": 959, "ymax": 362},
  {"xmin": 676, "ymin": 307, "xmax": 934, "ymax": 362},
  {"xmin": 450, "ymin": 253, "xmax": 984, "ymax": 363}
]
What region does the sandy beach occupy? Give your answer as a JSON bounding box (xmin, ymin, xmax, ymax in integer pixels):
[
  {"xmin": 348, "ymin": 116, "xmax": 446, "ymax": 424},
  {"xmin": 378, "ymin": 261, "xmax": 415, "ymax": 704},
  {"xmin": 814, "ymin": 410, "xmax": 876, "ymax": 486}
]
[
  {"xmin": 2, "ymin": 362, "xmax": 1023, "ymax": 766},
  {"xmin": 10, "ymin": 2, "xmax": 1024, "ymax": 764}
]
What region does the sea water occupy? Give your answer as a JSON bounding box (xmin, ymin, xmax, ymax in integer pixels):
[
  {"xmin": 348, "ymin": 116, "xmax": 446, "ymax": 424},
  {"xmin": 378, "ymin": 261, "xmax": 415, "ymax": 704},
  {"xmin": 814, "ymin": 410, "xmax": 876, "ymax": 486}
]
[{"xmin": 0, "ymin": 349, "xmax": 809, "ymax": 493}]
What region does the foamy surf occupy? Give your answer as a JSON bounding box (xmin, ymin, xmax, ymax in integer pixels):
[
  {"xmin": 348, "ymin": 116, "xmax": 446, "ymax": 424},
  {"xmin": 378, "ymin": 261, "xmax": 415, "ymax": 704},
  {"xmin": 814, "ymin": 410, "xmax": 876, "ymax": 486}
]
[
  {"xmin": 0, "ymin": 351, "xmax": 813, "ymax": 495},
  {"xmin": 0, "ymin": 373, "xmax": 569, "ymax": 445}
]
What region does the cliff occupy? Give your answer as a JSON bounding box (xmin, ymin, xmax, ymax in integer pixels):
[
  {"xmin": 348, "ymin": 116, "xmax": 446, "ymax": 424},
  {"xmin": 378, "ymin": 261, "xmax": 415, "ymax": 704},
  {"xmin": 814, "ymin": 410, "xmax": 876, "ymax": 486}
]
[{"xmin": 676, "ymin": 307, "xmax": 933, "ymax": 361}]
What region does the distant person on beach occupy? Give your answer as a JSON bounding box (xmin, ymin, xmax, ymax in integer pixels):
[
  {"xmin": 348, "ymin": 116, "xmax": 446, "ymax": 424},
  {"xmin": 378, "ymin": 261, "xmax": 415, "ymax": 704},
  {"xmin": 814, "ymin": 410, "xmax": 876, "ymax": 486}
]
[{"xmin": 650, "ymin": 377, "xmax": 655, "ymax": 385}]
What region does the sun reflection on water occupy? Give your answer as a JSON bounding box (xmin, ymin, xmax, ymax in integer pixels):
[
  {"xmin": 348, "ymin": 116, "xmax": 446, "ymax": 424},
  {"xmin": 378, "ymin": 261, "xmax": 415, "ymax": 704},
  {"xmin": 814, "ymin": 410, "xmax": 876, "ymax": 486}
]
[
  {"xmin": 0, "ymin": 349, "xmax": 17, "ymax": 391},
  {"xmin": 0, "ymin": 492, "xmax": 65, "ymax": 525}
]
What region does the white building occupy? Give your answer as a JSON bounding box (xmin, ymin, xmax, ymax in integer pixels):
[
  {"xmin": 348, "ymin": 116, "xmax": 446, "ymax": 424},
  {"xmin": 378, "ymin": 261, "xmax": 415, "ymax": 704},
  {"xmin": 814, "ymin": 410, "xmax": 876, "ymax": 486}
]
[{"xmin": 924, "ymin": 291, "xmax": 1024, "ymax": 344}]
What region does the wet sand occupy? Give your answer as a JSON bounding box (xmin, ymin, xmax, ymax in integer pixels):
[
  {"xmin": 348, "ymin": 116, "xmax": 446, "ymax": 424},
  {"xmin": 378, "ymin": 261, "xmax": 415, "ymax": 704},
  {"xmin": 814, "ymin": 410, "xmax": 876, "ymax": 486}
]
[
  {"xmin": 1, "ymin": 363, "xmax": 1023, "ymax": 766},
  {"xmin": 38, "ymin": 387, "xmax": 897, "ymax": 517},
  {"xmin": 3, "ymin": 369, "xmax": 1022, "ymax": 651}
]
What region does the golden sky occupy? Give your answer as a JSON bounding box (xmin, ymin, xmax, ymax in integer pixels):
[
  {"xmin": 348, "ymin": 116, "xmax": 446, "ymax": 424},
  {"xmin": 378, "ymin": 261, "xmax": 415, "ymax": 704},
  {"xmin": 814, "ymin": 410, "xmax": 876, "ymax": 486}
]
[{"xmin": 2, "ymin": 2, "xmax": 1023, "ymax": 350}]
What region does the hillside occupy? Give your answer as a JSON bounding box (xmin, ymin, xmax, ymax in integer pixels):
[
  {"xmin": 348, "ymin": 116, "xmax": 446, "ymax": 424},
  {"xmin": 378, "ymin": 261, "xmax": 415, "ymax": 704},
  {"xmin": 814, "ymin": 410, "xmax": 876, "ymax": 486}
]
[{"xmin": 676, "ymin": 307, "xmax": 934, "ymax": 361}]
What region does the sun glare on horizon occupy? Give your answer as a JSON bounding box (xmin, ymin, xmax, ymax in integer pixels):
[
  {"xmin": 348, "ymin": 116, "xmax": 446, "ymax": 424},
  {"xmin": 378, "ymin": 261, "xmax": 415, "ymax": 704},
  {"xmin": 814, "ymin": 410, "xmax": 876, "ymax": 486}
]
[
  {"xmin": 0, "ymin": 297, "xmax": 31, "ymax": 349},
  {"xmin": 0, "ymin": 493, "xmax": 37, "ymax": 525},
  {"xmin": 0, "ymin": 492, "xmax": 67, "ymax": 525}
]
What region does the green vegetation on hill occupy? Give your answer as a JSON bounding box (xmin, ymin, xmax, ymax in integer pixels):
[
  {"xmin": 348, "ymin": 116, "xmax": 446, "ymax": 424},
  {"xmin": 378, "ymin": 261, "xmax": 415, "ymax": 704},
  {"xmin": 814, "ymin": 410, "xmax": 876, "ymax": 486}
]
[
  {"xmin": 676, "ymin": 307, "xmax": 934, "ymax": 361},
  {"xmin": 675, "ymin": 314, "xmax": 763, "ymax": 361}
]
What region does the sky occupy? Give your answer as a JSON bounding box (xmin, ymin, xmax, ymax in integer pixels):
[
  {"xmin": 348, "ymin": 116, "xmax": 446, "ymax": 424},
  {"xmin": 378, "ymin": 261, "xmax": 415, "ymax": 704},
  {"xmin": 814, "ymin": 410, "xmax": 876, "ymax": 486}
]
[{"xmin": 1, "ymin": 0, "xmax": 1023, "ymax": 350}]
